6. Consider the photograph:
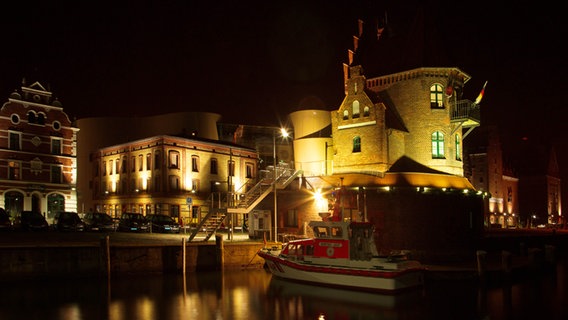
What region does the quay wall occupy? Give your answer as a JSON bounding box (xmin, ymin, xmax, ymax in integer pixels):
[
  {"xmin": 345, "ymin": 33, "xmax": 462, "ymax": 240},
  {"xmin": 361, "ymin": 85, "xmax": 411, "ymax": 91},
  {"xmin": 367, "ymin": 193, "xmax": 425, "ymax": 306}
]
[{"xmin": 0, "ymin": 239, "xmax": 267, "ymax": 281}]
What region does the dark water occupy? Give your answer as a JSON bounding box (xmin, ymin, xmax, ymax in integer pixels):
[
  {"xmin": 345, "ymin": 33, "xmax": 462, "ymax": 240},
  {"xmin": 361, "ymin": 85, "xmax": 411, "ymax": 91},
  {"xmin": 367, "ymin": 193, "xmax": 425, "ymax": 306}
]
[{"xmin": 0, "ymin": 260, "xmax": 566, "ymax": 320}]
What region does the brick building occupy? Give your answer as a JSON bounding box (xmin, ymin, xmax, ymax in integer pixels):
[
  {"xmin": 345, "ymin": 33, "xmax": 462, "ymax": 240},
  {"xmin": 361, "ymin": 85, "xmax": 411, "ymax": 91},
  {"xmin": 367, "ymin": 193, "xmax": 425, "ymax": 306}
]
[{"xmin": 0, "ymin": 80, "xmax": 78, "ymax": 224}]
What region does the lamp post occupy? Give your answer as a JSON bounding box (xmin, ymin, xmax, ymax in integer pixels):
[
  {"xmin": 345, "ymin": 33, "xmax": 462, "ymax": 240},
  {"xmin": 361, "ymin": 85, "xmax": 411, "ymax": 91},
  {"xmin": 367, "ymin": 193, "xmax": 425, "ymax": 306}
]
[{"xmin": 273, "ymin": 128, "xmax": 289, "ymax": 242}]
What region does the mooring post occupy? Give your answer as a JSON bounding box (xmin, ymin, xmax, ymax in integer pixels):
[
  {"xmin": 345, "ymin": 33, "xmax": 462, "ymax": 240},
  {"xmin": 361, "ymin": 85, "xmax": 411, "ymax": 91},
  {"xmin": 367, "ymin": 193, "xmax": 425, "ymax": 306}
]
[
  {"xmin": 476, "ymin": 250, "xmax": 487, "ymax": 283},
  {"xmin": 182, "ymin": 237, "xmax": 186, "ymax": 276},
  {"xmin": 100, "ymin": 235, "xmax": 110, "ymax": 278},
  {"xmin": 215, "ymin": 234, "xmax": 224, "ymax": 270},
  {"xmin": 501, "ymin": 250, "xmax": 512, "ymax": 281}
]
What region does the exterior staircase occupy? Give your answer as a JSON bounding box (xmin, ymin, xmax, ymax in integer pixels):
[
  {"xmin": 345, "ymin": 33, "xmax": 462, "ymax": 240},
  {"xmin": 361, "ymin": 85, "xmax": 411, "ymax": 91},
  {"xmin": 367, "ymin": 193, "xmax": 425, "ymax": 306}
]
[{"xmin": 188, "ymin": 165, "xmax": 302, "ymax": 241}]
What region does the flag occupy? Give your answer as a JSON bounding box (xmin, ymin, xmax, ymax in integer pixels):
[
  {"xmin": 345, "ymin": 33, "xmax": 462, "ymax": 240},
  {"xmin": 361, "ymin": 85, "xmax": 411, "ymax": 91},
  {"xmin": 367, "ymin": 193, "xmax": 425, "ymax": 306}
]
[
  {"xmin": 445, "ymin": 70, "xmax": 458, "ymax": 96},
  {"xmin": 474, "ymin": 81, "xmax": 488, "ymax": 105},
  {"xmin": 233, "ymin": 125, "xmax": 244, "ymax": 143}
]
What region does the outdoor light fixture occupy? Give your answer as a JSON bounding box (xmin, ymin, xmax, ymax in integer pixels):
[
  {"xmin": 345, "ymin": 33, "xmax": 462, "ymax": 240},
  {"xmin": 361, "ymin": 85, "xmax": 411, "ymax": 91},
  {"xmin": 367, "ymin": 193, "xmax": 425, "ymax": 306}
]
[{"xmin": 273, "ymin": 127, "xmax": 290, "ymax": 242}]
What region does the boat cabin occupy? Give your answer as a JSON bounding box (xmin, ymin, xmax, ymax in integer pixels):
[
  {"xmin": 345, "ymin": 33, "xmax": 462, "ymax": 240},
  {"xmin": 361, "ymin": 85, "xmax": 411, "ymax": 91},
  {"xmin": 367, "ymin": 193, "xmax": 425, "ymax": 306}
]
[{"xmin": 280, "ymin": 221, "xmax": 379, "ymax": 261}]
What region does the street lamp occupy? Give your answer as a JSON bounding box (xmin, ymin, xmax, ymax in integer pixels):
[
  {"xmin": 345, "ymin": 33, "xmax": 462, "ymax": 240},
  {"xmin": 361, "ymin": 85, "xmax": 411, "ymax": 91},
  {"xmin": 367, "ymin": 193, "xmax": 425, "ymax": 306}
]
[{"xmin": 273, "ymin": 127, "xmax": 289, "ymax": 242}]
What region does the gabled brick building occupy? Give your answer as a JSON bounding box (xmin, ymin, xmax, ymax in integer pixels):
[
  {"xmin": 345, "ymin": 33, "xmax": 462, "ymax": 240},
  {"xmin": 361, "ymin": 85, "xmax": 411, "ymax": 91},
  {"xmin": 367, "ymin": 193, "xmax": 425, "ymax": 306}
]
[{"xmin": 0, "ymin": 80, "xmax": 78, "ymax": 223}]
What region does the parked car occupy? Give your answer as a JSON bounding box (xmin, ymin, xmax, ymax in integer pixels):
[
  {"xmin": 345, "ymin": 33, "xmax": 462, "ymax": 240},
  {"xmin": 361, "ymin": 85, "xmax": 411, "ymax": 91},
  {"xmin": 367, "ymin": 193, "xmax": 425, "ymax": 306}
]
[
  {"xmin": 117, "ymin": 212, "xmax": 150, "ymax": 232},
  {"xmin": 54, "ymin": 212, "xmax": 85, "ymax": 232},
  {"xmin": 82, "ymin": 212, "xmax": 117, "ymax": 232},
  {"xmin": 147, "ymin": 214, "xmax": 181, "ymax": 233},
  {"xmin": 0, "ymin": 208, "xmax": 12, "ymax": 231},
  {"xmin": 18, "ymin": 211, "xmax": 49, "ymax": 231}
]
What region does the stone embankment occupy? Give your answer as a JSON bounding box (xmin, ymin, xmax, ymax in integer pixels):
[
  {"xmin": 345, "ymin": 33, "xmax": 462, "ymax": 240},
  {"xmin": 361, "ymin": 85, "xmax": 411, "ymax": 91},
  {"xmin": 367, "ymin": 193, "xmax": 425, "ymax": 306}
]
[{"xmin": 1, "ymin": 228, "xmax": 566, "ymax": 282}]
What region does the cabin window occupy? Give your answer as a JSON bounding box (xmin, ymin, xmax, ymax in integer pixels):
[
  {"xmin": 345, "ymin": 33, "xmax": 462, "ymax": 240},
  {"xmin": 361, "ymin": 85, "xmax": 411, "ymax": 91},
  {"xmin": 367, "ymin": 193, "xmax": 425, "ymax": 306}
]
[
  {"xmin": 288, "ymin": 244, "xmax": 296, "ymax": 255},
  {"xmin": 306, "ymin": 245, "xmax": 314, "ymax": 255},
  {"xmin": 331, "ymin": 227, "xmax": 342, "ymax": 238},
  {"xmin": 314, "ymin": 226, "xmax": 328, "ymax": 237}
]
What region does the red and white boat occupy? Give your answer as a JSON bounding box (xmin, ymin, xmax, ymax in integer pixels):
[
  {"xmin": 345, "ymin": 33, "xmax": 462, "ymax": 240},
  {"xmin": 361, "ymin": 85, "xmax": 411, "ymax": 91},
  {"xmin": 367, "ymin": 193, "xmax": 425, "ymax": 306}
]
[{"xmin": 258, "ymin": 219, "xmax": 426, "ymax": 293}]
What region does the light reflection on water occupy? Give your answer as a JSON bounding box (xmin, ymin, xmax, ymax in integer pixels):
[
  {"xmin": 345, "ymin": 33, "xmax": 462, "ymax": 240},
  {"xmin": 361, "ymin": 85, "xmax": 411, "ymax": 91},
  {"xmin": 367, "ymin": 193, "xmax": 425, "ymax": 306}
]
[{"xmin": 0, "ymin": 260, "xmax": 566, "ymax": 320}]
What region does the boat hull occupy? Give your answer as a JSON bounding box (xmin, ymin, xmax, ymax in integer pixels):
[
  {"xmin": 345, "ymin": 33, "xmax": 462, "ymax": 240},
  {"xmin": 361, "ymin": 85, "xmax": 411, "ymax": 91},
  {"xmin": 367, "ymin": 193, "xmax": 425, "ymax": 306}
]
[{"xmin": 258, "ymin": 250, "xmax": 425, "ymax": 293}]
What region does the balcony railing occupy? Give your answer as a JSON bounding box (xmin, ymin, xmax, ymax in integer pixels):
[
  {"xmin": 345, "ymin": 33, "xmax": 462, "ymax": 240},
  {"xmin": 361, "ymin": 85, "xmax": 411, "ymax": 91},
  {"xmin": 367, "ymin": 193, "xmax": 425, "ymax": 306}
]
[{"xmin": 450, "ymin": 99, "xmax": 481, "ymax": 127}]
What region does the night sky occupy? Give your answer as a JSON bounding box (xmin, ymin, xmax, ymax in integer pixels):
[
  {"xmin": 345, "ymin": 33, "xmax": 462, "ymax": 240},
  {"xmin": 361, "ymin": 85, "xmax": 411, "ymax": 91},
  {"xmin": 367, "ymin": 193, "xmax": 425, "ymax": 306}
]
[{"xmin": 0, "ymin": 0, "xmax": 566, "ymax": 144}]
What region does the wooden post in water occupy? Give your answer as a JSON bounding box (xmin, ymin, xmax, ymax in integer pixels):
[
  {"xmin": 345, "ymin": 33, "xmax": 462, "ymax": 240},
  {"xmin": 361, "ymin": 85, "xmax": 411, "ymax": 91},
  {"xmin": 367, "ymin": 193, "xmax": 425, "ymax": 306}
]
[
  {"xmin": 101, "ymin": 235, "xmax": 110, "ymax": 279},
  {"xmin": 501, "ymin": 250, "xmax": 512, "ymax": 281},
  {"xmin": 216, "ymin": 234, "xmax": 224, "ymax": 270},
  {"xmin": 182, "ymin": 238, "xmax": 186, "ymax": 276},
  {"xmin": 476, "ymin": 250, "xmax": 487, "ymax": 284}
]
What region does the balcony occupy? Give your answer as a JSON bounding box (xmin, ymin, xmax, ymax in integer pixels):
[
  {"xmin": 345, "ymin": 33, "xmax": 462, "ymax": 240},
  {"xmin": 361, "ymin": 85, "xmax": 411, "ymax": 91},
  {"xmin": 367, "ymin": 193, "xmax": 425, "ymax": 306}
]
[{"xmin": 450, "ymin": 99, "xmax": 481, "ymax": 138}]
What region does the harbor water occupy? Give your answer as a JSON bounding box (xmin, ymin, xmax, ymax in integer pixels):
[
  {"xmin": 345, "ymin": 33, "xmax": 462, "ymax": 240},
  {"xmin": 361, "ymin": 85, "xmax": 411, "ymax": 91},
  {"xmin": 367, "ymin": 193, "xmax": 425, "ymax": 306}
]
[{"xmin": 0, "ymin": 259, "xmax": 566, "ymax": 320}]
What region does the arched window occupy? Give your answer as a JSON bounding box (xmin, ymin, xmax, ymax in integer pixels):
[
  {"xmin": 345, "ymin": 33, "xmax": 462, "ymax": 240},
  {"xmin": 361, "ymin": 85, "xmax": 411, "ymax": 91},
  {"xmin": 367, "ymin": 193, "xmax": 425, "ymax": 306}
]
[
  {"xmin": 352, "ymin": 100, "xmax": 360, "ymax": 118},
  {"xmin": 431, "ymin": 131, "xmax": 445, "ymax": 158},
  {"xmin": 343, "ymin": 110, "xmax": 349, "ymax": 120},
  {"xmin": 353, "ymin": 136, "xmax": 361, "ymax": 153},
  {"xmin": 37, "ymin": 113, "xmax": 46, "ymax": 125},
  {"xmin": 27, "ymin": 111, "xmax": 36, "ymax": 124},
  {"xmin": 47, "ymin": 193, "xmax": 65, "ymax": 220},
  {"xmin": 4, "ymin": 191, "xmax": 24, "ymax": 217},
  {"xmin": 455, "ymin": 134, "xmax": 461, "ymax": 161},
  {"xmin": 430, "ymin": 84, "xmax": 444, "ymax": 108},
  {"xmin": 363, "ymin": 106, "xmax": 370, "ymax": 117}
]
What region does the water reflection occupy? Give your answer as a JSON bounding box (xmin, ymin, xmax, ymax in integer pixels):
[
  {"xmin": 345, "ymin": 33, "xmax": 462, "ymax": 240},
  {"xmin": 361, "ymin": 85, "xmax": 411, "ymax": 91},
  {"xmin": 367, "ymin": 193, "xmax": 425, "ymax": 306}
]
[{"xmin": 0, "ymin": 260, "xmax": 566, "ymax": 320}]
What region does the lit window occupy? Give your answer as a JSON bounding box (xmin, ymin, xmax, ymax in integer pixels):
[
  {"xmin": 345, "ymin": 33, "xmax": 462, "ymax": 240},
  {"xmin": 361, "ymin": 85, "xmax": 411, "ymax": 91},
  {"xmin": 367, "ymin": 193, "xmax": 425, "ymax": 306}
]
[
  {"xmin": 343, "ymin": 110, "xmax": 349, "ymax": 120},
  {"xmin": 246, "ymin": 163, "xmax": 254, "ymax": 178},
  {"xmin": 169, "ymin": 175, "xmax": 180, "ymax": 191},
  {"xmin": 353, "ymin": 136, "xmax": 361, "ymax": 153},
  {"xmin": 8, "ymin": 161, "xmax": 20, "ymax": 180},
  {"xmin": 455, "ymin": 134, "xmax": 461, "ymax": 161},
  {"xmin": 192, "ymin": 156, "xmax": 199, "ymax": 172},
  {"xmin": 169, "ymin": 151, "xmax": 180, "ymax": 169},
  {"xmin": 431, "ymin": 131, "xmax": 445, "ymax": 158},
  {"xmin": 430, "ymin": 84, "xmax": 444, "ymax": 108},
  {"xmin": 363, "ymin": 106, "xmax": 370, "ymax": 117},
  {"xmin": 352, "ymin": 100, "xmax": 360, "ymax": 118}
]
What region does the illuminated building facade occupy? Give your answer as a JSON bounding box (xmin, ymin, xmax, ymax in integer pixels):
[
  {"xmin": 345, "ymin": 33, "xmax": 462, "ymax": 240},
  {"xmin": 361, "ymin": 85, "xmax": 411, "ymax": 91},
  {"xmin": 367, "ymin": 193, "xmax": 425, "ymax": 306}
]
[
  {"xmin": 466, "ymin": 126, "xmax": 520, "ymax": 228},
  {"xmin": 92, "ymin": 134, "xmax": 258, "ymax": 222},
  {"xmin": 76, "ymin": 112, "xmax": 223, "ymax": 214},
  {"xmin": 0, "ymin": 80, "xmax": 78, "ymax": 224},
  {"xmin": 279, "ymin": 15, "xmax": 488, "ymax": 261},
  {"xmin": 511, "ymin": 140, "xmax": 562, "ymax": 227}
]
